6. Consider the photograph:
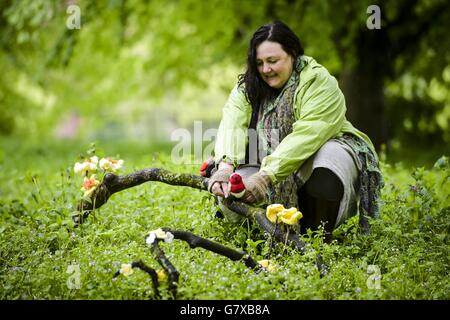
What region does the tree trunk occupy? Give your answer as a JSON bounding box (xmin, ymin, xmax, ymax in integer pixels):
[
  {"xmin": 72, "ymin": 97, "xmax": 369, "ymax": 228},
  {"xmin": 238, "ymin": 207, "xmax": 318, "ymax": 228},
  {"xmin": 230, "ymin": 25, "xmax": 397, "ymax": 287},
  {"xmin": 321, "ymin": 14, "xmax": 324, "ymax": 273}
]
[{"xmin": 339, "ymin": 28, "xmax": 390, "ymax": 150}]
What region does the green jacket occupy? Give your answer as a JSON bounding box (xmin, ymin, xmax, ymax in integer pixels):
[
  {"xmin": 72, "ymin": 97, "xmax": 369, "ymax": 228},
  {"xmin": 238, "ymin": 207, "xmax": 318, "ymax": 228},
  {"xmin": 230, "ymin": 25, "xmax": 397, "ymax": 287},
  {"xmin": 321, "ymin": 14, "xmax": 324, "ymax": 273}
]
[{"xmin": 214, "ymin": 56, "xmax": 376, "ymax": 183}]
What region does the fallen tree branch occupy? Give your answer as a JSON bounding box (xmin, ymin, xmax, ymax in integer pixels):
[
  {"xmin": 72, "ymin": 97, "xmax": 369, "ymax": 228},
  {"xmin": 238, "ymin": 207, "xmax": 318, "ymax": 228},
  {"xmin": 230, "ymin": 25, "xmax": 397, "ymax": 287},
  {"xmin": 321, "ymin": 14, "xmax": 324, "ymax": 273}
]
[
  {"xmin": 221, "ymin": 200, "xmax": 328, "ymax": 277},
  {"xmin": 162, "ymin": 228, "xmax": 262, "ymax": 271},
  {"xmin": 135, "ymin": 229, "xmax": 263, "ymax": 299},
  {"xmin": 76, "ymin": 170, "xmax": 309, "ymax": 254},
  {"xmin": 114, "ymin": 226, "xmax": 326, "ymax": 299},
  {"xmin": 222, "ymin": 199, "xmax": 307, "ymax": 253},
  {"xmin": 77, "ymin": 168, "xmax": 328, "ymax": 277},
  {"xmin": 75, "ymin": 169, "xmax": 208, "ymax": 223},
  {"xmin": 112, "ymin": 260, "xmax": 161, "ymax": 299},
  {"xmin": 149, "ymin": 240, "xmax": 179, "ymax": 299}
]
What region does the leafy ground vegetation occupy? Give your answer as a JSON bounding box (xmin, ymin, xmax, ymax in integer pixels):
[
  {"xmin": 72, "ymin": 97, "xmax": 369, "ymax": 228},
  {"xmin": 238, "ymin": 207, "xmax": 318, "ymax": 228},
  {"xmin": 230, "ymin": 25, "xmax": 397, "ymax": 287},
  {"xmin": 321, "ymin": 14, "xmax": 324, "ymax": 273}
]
[{"xmin": 0, "ymin": 138, "xmax": 448, "ymax": 300}]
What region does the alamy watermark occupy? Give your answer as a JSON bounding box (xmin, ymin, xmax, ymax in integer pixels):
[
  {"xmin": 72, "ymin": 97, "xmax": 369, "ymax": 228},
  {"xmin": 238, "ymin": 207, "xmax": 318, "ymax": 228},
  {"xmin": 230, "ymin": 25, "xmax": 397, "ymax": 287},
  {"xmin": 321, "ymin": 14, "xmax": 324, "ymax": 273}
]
[
  {"xmin": 170, "ymin": 121, "xmax": 281, "ymax": 168},
  {"xmin": 66, "ymin": 4, "xmax": 81, "ymax": 30},
  {"xmin": 366, "ymin": 264, "xmax": 381, "ymax": 289},
  {"xmin": 66, "ymin": 263, "xmax": 81, "ymax": 289},
  {"xmin": 367, "ymin": 5, "xmax": 381, "ymax": 29}
]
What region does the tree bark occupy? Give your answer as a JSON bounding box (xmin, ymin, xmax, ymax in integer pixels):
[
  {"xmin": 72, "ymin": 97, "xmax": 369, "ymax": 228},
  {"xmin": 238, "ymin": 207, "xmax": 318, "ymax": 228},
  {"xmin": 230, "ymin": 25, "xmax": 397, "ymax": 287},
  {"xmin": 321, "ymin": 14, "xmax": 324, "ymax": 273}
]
[{"xmin": 339, "ymin": 27, "xmax": 390, "ymax": 150}]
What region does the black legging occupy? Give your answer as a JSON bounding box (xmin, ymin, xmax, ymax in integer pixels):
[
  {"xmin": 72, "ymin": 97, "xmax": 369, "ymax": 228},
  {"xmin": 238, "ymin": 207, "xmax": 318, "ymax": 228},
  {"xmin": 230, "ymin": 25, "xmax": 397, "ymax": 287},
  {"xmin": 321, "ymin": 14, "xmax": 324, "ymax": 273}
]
[{"xmin": 297, "ymin": 167, "xmax": 344, "ymax": 238}]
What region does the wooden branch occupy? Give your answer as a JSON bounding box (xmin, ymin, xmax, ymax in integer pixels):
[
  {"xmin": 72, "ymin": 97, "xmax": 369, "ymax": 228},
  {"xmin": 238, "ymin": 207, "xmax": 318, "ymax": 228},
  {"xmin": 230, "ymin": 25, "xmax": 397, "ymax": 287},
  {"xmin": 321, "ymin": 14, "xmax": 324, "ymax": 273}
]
[
  {"xmin": 75, "ymin": 167, "xmax": 308, "ymax": 256},
  {"xmin": 316, "ymin": 254, "xmax": 329, "ymax": 278},
  {"xmin": 143, "ymin": 226, "xmax": 282, "ymax": 299},
  {"xmin": 149, "ymin": 240, "xmax": 180, "ymax": 299},
  {"xmin": 220, "ymin": 200, "xmax": 329, "ymax": 277},
  {"xmin": 130, "ymin": 260, "xmax": 160, "ymax": 297},
  {"xmin": 162, "ymin": 228, "xmax": 262, "ymax": 271},
  {"xmin": 222, "ymin": 199, "xmax": 307, "ymax": 254},
  {"xmin": 112, "ymin": 259, "xmax": 161, "ymax": 299},
  {"xmin": 75, "ymin": 167, "xmax": 329, "ymax": 277},
  {"xmin": 75, "ymin": 169, "xmax": 208, "ymax": 223}
]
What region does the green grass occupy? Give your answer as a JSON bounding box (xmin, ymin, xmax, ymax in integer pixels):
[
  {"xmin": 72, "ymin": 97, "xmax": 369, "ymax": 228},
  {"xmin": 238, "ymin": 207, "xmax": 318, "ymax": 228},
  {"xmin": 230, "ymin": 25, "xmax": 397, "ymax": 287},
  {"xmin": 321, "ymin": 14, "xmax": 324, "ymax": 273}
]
[{"xmin": 0, "ymin": 138, "xmax": 449, "ymax": 299}]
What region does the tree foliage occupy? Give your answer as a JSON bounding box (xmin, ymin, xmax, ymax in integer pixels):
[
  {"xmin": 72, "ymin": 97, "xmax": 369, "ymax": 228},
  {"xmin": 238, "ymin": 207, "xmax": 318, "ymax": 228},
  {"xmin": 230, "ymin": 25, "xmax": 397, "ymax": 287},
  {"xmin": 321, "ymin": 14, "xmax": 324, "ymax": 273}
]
[{"xmin": 0, "ymin": 0, "xmax": 449, "ymax": 148}]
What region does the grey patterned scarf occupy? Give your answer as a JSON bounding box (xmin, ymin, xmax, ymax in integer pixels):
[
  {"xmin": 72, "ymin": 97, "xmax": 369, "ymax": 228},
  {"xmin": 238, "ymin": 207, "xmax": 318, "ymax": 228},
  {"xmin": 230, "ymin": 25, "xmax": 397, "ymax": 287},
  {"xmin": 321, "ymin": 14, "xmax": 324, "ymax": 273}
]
[
  {"xmin": 339, "ymin": 134, "xmax": 384, "ymax": 232},
  {"xmin": 255, "ymin": 56, "xmax": 303, "ymax": 208}
]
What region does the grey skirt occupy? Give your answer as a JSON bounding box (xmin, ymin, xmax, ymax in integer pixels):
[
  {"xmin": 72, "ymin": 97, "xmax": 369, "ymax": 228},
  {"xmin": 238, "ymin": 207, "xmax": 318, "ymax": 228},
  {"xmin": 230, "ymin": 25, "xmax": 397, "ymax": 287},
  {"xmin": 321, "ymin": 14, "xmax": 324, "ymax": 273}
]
[{"xmin": 218, "ymin": 139, "xmax": 361, "ymax": 229}]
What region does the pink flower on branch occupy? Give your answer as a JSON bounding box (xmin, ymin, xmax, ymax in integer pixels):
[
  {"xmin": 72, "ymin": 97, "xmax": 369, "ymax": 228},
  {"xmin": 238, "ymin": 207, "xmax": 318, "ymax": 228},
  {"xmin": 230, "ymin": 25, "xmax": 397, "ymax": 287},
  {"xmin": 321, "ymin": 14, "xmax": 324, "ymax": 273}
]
[{"xmin": 81, "ymin": 174, "xmax": 100, "ymax": 198}]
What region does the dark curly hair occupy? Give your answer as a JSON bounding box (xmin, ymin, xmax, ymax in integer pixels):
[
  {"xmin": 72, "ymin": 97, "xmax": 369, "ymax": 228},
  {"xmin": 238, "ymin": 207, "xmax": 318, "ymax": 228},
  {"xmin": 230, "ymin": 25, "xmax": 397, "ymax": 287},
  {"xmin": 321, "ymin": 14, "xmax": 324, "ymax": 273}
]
[{"xmin": 238, "ymin": 21, "xmax": 304, "ymax": 114}]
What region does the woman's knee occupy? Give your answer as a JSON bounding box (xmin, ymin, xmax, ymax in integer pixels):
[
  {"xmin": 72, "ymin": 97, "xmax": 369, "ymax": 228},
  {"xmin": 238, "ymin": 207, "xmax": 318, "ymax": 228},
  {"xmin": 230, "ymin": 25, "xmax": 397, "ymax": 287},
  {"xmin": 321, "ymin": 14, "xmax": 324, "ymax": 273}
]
[{"xmin": 305, "ymin": 167, "xmax": 344, "ymax": 202}]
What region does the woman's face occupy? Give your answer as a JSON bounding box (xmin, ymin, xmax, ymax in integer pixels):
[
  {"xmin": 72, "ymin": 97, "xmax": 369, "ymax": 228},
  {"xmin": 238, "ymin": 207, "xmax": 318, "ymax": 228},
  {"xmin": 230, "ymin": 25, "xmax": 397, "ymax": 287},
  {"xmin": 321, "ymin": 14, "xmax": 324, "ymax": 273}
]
[{"xmin": 256, "ymin": 40, "xmax": 294, "ymax": 89}]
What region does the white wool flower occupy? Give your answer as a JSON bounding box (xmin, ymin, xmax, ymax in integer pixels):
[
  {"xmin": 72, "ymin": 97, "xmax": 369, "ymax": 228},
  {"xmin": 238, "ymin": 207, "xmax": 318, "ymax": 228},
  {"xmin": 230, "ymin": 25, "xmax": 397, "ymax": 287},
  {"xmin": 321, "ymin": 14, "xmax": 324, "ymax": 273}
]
[
  {"xmin": 99, "ymin": 157, "xmax": 124, "ymax": 172},
  {"xmin": 119, "ymin": 263, "xmax": 134, "ymax": 277},
  {"xmin": 146, "ymin": 233, "xmax": 157, "ymax": 245},
  {"xmin": 146, "ymin": 228, "xmax": 173, "ymax": 245},
  {"xmin": 89, "ymin": 156, "xmax": 99, "ymax": 164},
  {"xmin": 73, "ymin": 162, "xmax": 85, "ymax": 175},
  {"xmin": 164, "ymin": 232, "xmax": 174, "ymax": 244},
  {"xmin": 73, "ymin": 156, "xmax": 99, "ymax": 176}
]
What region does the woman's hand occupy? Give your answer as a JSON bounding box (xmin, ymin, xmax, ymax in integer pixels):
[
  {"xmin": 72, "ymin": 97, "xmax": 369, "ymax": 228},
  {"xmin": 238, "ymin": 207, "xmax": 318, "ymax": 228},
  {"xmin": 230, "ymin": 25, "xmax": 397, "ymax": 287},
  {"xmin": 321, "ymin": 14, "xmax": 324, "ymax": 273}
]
[
  {"xmin": 241, "ymin": 171, "xmax": 272, "ymax": 204},
  {"xmin": 207, "ymin": 162, "xmax": 234, "ymax": 197}
]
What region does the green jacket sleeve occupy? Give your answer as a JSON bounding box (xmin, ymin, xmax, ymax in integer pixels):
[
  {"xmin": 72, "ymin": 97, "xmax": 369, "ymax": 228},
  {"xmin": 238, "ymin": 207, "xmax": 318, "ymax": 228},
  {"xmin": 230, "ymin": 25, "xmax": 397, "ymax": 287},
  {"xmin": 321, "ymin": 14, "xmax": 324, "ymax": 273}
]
[
  {"xmin": 214, "ymin": 84, "xmax": 252, "ymax": 164},
  {"xmin": 260, "ymin": 68, "xmax": 346, "ymax": 183}
]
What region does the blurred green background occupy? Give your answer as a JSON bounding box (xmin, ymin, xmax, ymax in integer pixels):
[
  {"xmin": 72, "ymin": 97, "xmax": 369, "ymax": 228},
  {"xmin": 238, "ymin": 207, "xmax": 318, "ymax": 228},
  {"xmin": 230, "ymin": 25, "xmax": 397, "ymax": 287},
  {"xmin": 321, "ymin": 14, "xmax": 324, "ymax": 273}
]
[{"xmin": 1, "ymin": 0, "xmax": 449, "ymax": 166}]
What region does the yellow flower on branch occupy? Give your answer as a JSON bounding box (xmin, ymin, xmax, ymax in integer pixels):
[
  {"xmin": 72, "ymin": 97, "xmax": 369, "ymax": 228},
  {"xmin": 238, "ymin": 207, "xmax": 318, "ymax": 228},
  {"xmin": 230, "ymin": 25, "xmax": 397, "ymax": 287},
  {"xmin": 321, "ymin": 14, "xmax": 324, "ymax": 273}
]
[
  {"xmin": 149, "ymin": 228, "xmax": 168, "ymax": 239},
  {"xmin": 266, "ymin": 204, "xmax": 285, "ymax": 223},
  {"xmin": 146, "ymin": 228, "xmax": 174, "ymax": 245},
  {"xmin": 157, "ymin": 270, "xmax": 167, "ymax": 282},
  {"xmin": 277, "ymin": 207, "xmax": 303, "ymax": 225},
  {"xmin": 119, "ymin": 263, "xmax": 134, "ymax": 277},
  {"xmin": 258, "ymin": 259, "xmax": 277, "ymax": 272}
]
